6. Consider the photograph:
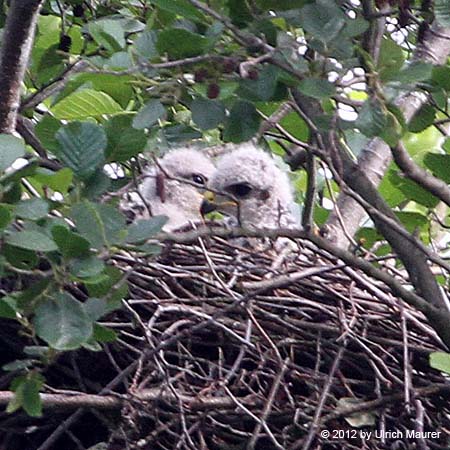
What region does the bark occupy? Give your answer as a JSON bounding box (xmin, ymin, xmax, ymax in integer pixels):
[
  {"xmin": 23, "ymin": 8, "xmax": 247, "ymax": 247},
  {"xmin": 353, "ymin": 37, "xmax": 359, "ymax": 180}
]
[{"xmin": 0, "ymin": 0, "xmax": 44, "ymax": 134}]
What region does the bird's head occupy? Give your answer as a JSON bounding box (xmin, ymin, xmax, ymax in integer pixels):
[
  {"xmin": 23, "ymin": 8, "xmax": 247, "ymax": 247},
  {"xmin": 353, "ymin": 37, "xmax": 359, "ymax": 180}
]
[
  {"xmin": 201, "ymin": 143, "xmax": 296, "ymax": 228},
  {"xmin": 139, "ymin": 148, "xmax": 215, "ymax": 229}
]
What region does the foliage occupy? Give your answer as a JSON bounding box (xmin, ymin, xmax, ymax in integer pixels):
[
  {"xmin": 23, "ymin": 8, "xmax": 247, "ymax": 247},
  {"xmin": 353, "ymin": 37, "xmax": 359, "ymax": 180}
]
[{"xmin": 0, "ymin": 0, "xmax": 450, "ymax": 428}]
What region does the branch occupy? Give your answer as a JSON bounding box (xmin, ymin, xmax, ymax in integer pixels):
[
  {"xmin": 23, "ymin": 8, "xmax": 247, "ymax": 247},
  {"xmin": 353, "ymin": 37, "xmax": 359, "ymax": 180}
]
[
  {"xmin": 301, "ymin": 151, "xmax": 317, "ymax": 231},
  {"xmin": 320, "ymin": 382, "xmax": 450, "ymax": 425},
  {"xmin": 0, "ymin": 389, "xmax": 261, "ymax": 412},
  {"xmin": 334, "ymin": 151, "xmax": 448, "ymax": 314},
  {"xmin": 391, "ymin": 141, "xmax": 450, "ymax": 207},
  {"xmin": 21, "ymin": 59, "xmax": 89, "ymax": 111},
  {"xmin": 324, "ymin": 21, "xmax": 450, "ymax": 247},
  {"xmin": 0, "ymin": 0, "xmax": 44, "ymax": 133}
]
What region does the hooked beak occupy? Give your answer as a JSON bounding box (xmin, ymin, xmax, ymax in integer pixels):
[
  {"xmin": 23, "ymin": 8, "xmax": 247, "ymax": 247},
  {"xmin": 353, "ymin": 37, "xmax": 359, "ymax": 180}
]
[
  {"xmin": 200, "ymin": 190, "xmax": 238, "ymax": 216},
  {"xmin": 200, "ymin": 191, "xmax": 218, "ymax": 215}
]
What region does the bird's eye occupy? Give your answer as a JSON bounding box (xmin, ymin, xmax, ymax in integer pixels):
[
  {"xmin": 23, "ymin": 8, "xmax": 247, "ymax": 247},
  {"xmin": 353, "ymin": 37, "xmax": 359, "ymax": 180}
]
[
  {"xmin": 191, "ymin": 174, "xmax": 206, "ymax": 185},
  {"xmin": 227, "ymin": 183, "xmax": 252, "ymax": 198}
]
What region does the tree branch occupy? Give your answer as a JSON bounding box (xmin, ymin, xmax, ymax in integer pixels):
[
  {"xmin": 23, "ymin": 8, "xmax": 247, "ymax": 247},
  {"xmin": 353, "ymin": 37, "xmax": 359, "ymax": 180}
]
[
  {"xmin": 324, "ymin": 21, "xmax": 450, "ymax": 248},
  {"xmin": 0, "ymin": 0, "xmax": 44, "ymax": 133},
  {"xmin": 391, "ymin": 141, "xmax": 450, "ymax": 207},
  {"xmin": 0, "ymin": 389, "xmax": 261, "ymax": 412}
]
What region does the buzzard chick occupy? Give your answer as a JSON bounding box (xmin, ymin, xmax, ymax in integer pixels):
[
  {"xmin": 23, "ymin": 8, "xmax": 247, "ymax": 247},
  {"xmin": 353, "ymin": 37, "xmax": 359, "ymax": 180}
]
[
  {"xmin": 128, "ymin": 149, "xmax": 215, "ymax": 231},
  {"xmin": 202, "ymin": 143, "xmax": 299, "ymax": 229}
]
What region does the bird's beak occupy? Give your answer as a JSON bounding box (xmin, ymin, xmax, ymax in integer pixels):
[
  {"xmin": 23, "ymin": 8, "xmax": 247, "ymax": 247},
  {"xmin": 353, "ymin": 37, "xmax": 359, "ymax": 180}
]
[
  {"xmin": 200, "ymin": 190, "xmax": 237, "ymax": 216},
  {"xmin": 200, "ymin": 191, "xmax": 218, "ymax": 215}
]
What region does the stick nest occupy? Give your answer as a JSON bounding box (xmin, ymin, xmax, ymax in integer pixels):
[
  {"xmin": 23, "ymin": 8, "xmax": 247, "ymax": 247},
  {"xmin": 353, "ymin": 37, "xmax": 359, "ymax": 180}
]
[
  {"xmin": 108, "ymin": 236, "xmax": 450, "ymax": 449},
  {"xmin": 2, "ymin": 235, "xmax": 450, "ymax": 450}
]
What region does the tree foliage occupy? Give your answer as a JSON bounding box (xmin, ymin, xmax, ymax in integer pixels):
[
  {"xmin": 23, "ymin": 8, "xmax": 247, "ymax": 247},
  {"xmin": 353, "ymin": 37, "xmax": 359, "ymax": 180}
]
[{"xmin": 1, "ymin": 0, "xmax": 450, "ymax": 436}]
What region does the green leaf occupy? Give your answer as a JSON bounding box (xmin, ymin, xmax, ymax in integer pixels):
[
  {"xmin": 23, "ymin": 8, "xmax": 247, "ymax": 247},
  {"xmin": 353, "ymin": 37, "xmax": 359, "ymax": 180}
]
[
  {"xmin": 258, "ymin": 102, "xmax": 309, "ymax": 141},
  {"xmin": 55, "ymin": 122, "xmax": 106, "ymax": 180},
  {"xmin": 7, "ymin": 373, "xmax": 44, "ymax": 417},
  {"xmin": 3, "ymin": 359, "xmax": 35, "ymax": 371},
  {"xmin": 156, "ymin": 28, "xmax": 208, "ymax": 58},
  {"xmin": 86, "ymin": 266, "xmax": 127, "ymax": 305},
  {"xmin": 89, "ymin": 19, "xmax": 126, "ymax": 52},
  {"xmin": 105, "ymin": 115, "xmax": 147, "ymax": 161},
  {"xmin": 380, "ymin": 111, "xmax": 403, "ymax": 147},
  {"xmin": 435, "ymin": 0, "xmax": 450, "ymax": 27},
  {"xmin": 395, "ymin": 211, "xmax": 428, "ymax": 234},
  {"xmin": 93, "ymin": 323, "xmax": 117, "ymax": 343},
  {"xmin": 408, "ymin": 104, "xmax": 436, "ymax": 133},
  {"xmin": 21, "ymin": 374, "xmax": 44, "ymax": 417},
  {"xmin": 5, "ymin": 230, "xmax": 58, "ymax": 252},
  {"xmin": 51, "ymin": 89, "xmax": 122, "ymax": 120},
  {"xmin": 392, "ymin": 61, "xmax": 433, "ymax": 84},
  {"xmin": 84, "ymin": 298, "xmax": 109, "ymax": 321},
  {"xmin": 256, "ymin": 0, "xmax": 307, "ymax": 10},
  {"xmin": 228, "ymin": 0, "xmax": 252, "ymax": 27},
  {"xmin": 70, "ymin": 201, "xmax": 126, "ymax": 249},
  {"xmin": 35, "ymin": 116, "xmax": 61, "ymax": 153},
  {"xmin": 16, "ymin": 278, "xmax": 51, "ymax": 310},
  {"xmin": 0, "ymin": 204, "xmax": 12, "ymax": 229},
  {"xmin": 443, "ymin": 137, "xmax": 450, "ymax": 154},
  {"xmin": 34, "ymin": 292, "xmax": 93, "ymax": 350},
  {"xmin": 299, "ymin": 0, "xmax": 346, "ymax": 43},
  {"xmin": 423, "ymin": 153, "xmax": 450, "ymax": 184},
  {"xmin": 15, "ymin": 198, "xmax": 49, "ymax": 221},
  {"xmin": 342, "ymin": 15, "xmax": 369, "ymax": 38},
  {"xmin": 389, "ymin": 170, "xmax": 439, "ymax": 208},
  {"xmin": 355, "ymin": 99, "xmax": 387, "ymax": 137},
  {"xmin": 51, "ymin": 225, "xmax": 91, "ymax": 258},
  {"xmin": 69, "ymin": 73, "xmax": 134, "ymax": 108},
  {"xmin": 163, "ymin": 124, "xmax": 202, "ymax": 143},
  {"xmin": 0, "ymin": 299, "xmax": 16, "ymax": 319},
  {"xmin": 431, "ymin": 66, "xmax": 450, "ymax": 91},
  {"xmin": 31, "ymin": 168, "xmax": 73, "ymax": 194},
  {"xmin": 298, "ymin": 78, "xmax": 336, "ymax": 100},
  {"xmin": 223, "ymin": 101, "xmax": 261, "ymax": 143},
  {"xmin": 23, "ymin": 346, "xmax": 49, "ymax": 357},
  {"xmin": 82, "ymin": 170, "xmax": 111, "ymax": 200},
  {"xmin": 70, "ymin": 256, "xmax": 105, "ymax": 278},
  {"xmin": 132, "ymin": 99, "xmax": 166, "ymax": 129},
  {"xmin": 430, "ymin": 351, "xmax": 450, "ymax": 374},
  {"xmin": 190, "ymin": 98, "xmax": 226, "ymax": 130},
  {"xmin": 7, "ymin": 376, "xmax": 25, "ymax": 414},
  {"xmin": 238, "ymin": 65, "xmax": 283, "ymax": 102},
  {"xmin": 4, "ymin": 244, "xmax": 38, "ymax": 269},
  {"xmin": 150, "ymin": 0, "xmax": 205, "ymax": 22},
  {"xmin": 134, "ymin": 31, "xmax": 158, "ymax": 58},
  {"xmin": 126, "ymin": 216, "xmax": 168, "ymax": 244},
  {"xmin": 0, "ymin": 135, "xmax": 26, "ymax": 172},
  {"xmin": 378, "ymin": 37, "xmax": 404, "ymax": 82}
]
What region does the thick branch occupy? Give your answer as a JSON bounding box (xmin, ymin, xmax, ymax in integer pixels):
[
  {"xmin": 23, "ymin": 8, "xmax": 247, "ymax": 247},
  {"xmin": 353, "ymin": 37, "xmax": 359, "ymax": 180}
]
[
  {"xmin": 0, "ymin": 389, "xmax": 260, "ymax": 412},
  {"xmin": 336, "ymin": 152, "xmax": 447, "ymax": 312},
  {"xmin": 0, "ymin": 0, "xmax": 44, "ymax": 133},
  {"xmin": 325, "ymin": 21, "xmax": 450, "ymax": 248}
]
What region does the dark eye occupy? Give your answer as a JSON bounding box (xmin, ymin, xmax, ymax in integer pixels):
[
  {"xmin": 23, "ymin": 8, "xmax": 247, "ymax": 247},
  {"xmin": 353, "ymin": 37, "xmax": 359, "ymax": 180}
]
[
  {"xmin": 227, "ymin": 183, "xmax": 252, "ymax": 198},
  {"xmin": 192, "ymin": 174, "xmax": 206, "ymax": 185}
]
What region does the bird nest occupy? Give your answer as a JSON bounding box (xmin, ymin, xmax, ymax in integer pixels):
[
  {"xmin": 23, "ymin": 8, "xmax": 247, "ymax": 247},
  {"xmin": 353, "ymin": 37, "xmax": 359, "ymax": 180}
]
[
  {"xmin": 2, "ymin": 233, "xmax": 450, "ymax": 450},
  {"xmin": 105, "ymin": 234, "xmax": 450, "ymax": 450}
]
